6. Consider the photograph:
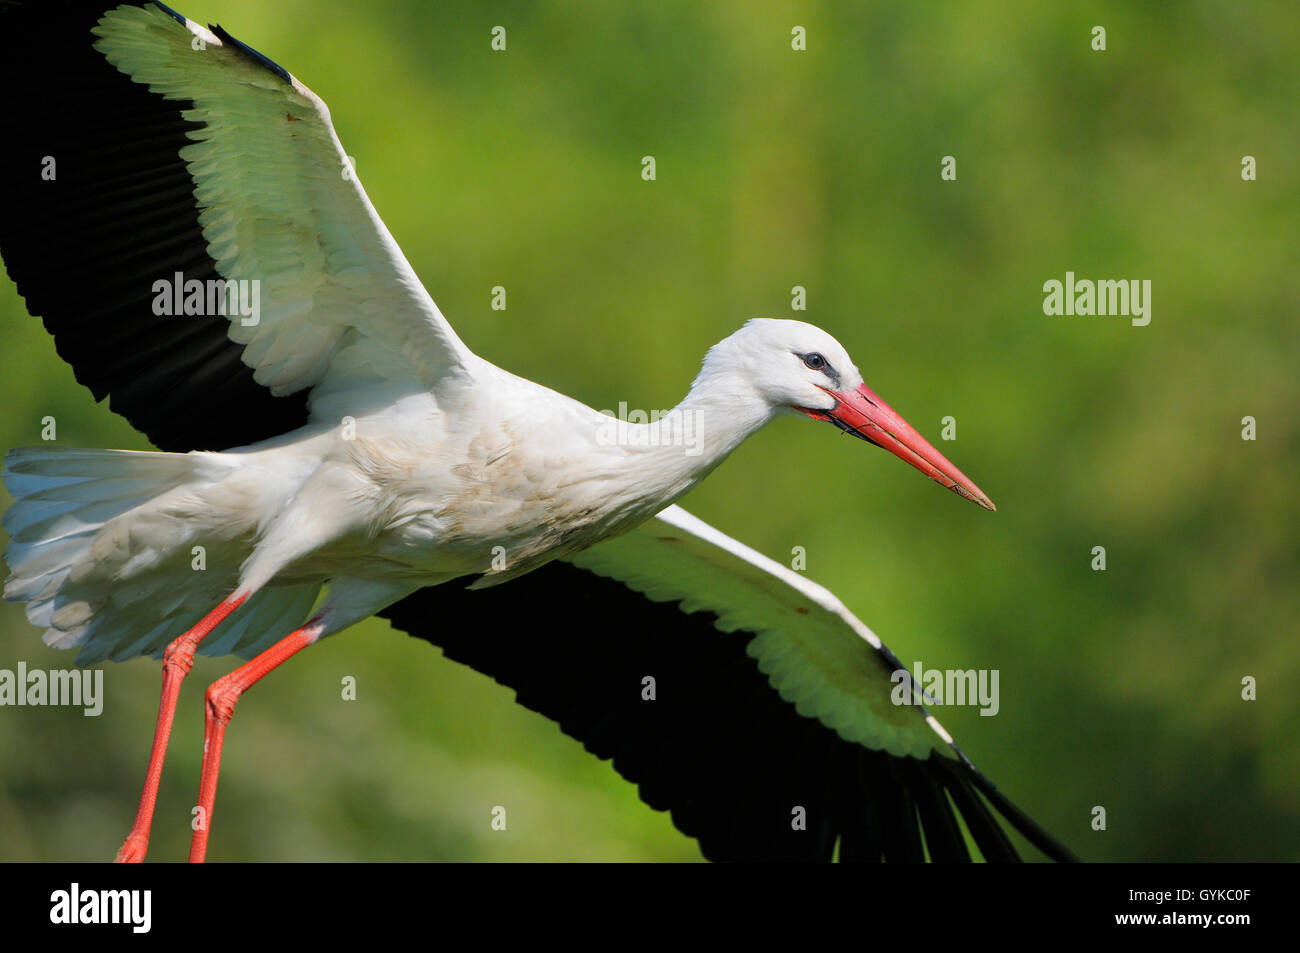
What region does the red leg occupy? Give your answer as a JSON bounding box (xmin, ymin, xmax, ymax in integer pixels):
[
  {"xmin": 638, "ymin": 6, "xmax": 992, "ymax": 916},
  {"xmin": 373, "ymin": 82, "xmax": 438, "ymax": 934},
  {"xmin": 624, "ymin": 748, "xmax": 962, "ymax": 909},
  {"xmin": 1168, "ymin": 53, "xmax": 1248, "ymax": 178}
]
[
  {"xmin": 187, "ymin": 619, "xmax": 324, "ymax": 863},
  {"xmin": 114, "ymin": 592, "xmax": 248, "ymax": 863}
]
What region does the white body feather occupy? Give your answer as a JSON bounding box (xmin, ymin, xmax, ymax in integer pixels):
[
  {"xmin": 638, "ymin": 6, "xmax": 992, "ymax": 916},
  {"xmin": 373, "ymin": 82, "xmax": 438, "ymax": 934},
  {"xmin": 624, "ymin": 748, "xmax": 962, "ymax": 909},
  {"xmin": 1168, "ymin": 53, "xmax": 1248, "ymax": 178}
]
[
  {"xmin": 1, "ymin": 4, "xmax": 961, "ymax": 768},
  {"xmin": 3, "ymin": 345, "xmax": 784, "ymax": 664}
]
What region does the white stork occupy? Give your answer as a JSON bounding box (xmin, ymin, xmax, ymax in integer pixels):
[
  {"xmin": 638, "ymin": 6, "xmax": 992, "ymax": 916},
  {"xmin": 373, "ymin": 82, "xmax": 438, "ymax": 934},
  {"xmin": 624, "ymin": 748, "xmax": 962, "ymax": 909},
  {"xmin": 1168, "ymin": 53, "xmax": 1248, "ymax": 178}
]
[{"xmin": 0, "ymin": 1, "xmax": 1074, "ymax": 862}]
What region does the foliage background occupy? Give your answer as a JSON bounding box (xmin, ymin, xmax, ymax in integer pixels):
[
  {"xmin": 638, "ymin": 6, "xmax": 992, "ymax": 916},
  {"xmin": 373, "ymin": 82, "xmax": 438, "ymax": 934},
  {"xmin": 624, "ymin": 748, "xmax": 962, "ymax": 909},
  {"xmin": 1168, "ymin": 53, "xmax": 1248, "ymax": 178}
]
[{"xmin": 1, "ymin": 0, "xmax": 1296, "ymax": 861}]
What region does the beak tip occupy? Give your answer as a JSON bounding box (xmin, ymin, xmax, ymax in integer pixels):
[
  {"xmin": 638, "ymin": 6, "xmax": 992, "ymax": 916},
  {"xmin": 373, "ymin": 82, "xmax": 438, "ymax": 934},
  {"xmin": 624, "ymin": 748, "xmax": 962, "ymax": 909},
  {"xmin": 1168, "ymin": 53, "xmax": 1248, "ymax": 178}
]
[
  {"xmin": 954, "ymin": 482, "xmax": 996, "ymax": 511},
  {"xmin": 826, "ymin": 384, "xmax": 999, "ymax": 514}
]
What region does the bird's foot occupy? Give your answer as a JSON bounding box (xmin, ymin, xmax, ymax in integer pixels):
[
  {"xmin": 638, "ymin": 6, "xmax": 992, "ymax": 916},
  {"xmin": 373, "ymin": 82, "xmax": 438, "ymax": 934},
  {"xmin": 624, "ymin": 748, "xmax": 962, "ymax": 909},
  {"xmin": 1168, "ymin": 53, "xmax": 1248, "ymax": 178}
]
[{"xmin": 114, "ymin": 833, "xmax": 148, "ymax": 863}]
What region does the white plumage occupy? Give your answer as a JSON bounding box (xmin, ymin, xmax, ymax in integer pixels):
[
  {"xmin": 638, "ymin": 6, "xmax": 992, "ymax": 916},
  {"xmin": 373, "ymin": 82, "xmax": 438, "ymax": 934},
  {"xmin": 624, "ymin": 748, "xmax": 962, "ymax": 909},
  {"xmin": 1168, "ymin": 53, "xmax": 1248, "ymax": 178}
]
[
  {"xmin": 5, "ymin": 319, "xmax": 910, "ymax": 665},
  {"xmin": 0, "ymin": 0, "xmax": 1072, "ymax": 863}
]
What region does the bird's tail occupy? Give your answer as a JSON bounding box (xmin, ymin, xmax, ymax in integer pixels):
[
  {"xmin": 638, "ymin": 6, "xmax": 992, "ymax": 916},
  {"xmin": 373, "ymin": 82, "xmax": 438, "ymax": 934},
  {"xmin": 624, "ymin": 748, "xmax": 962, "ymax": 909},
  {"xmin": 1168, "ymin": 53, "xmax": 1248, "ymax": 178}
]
[{"xmin": 2, "ymin": 445, "xmax": 320, "ymax": 664}]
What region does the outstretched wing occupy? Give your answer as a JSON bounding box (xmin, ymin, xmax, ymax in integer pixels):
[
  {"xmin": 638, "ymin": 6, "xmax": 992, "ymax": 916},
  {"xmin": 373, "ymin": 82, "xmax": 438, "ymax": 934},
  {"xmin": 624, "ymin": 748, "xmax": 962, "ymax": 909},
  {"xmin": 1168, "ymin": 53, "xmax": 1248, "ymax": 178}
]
[
  {"xmin": 379, "ymin": 505, "xmax": 1077, "ymax": 862},
  {"xmin": 0, "ymin": 1, "xmax": 471, "ymax": 451}
]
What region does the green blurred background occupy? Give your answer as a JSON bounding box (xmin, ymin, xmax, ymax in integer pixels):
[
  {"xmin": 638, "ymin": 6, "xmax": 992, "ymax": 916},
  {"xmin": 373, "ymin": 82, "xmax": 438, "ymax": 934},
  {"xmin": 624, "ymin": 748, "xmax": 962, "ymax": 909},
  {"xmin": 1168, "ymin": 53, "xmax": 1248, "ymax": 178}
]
[{"xmin": 1, "ymin": 0, "xmax": 1296, "ymax": 861}]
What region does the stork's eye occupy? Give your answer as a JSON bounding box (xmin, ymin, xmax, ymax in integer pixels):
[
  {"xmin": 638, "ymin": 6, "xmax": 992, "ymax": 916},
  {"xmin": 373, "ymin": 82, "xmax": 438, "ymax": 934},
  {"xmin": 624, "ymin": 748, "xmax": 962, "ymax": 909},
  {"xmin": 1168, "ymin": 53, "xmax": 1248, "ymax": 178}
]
[{"xmin": 802, "ymin": 352, "xmax": 827, "ymax": 371}]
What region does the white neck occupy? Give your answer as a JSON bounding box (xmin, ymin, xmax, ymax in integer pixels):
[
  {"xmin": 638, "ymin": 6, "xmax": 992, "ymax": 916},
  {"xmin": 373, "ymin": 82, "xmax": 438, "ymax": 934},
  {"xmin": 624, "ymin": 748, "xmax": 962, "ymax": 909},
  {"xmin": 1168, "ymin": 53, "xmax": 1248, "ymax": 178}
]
[{"xmin": 604, "ymin": 370, "xmax": 775, "ymax": 514}]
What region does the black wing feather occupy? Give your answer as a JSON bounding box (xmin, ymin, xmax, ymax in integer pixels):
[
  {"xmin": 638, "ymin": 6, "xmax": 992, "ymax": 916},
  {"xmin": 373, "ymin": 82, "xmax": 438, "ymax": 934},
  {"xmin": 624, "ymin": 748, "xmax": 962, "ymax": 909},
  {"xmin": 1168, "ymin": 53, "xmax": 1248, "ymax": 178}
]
[
  {"xmin": 1, "ymin": 1, "xmax": 1076, "ymax": 865},
  {"xmin": 377, "ymin": 561, "xmax": 1078, "ymax": 862},
  {"xmin": 0, "ymin": 0, "xmax": 309, "ymax": 451}
]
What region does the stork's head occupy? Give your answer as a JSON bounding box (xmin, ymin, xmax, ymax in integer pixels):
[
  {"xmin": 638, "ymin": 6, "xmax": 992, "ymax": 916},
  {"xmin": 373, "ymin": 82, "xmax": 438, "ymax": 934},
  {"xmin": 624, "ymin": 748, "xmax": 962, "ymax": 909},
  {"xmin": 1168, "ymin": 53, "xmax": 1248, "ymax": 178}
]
[{"xmin": 702, "ymin": 318, "xmax": 995, "ymax": 510}]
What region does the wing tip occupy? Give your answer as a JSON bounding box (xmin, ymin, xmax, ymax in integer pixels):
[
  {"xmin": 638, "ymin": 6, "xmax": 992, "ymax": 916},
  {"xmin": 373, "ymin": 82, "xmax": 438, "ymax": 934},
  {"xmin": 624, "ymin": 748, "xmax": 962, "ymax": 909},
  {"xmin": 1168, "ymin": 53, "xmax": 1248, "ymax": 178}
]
[{"xmin": 940, "ymin": 755, "xmax": 1082, "ymax": 863}]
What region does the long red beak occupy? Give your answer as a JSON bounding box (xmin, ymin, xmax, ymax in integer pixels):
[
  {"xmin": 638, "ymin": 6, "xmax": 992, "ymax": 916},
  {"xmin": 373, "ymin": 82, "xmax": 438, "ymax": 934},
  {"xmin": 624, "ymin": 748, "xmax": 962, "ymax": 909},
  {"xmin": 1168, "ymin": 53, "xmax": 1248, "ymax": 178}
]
[{"xmin": 798, "ymin": 383, "xmax": 996, "ymax": 510}]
